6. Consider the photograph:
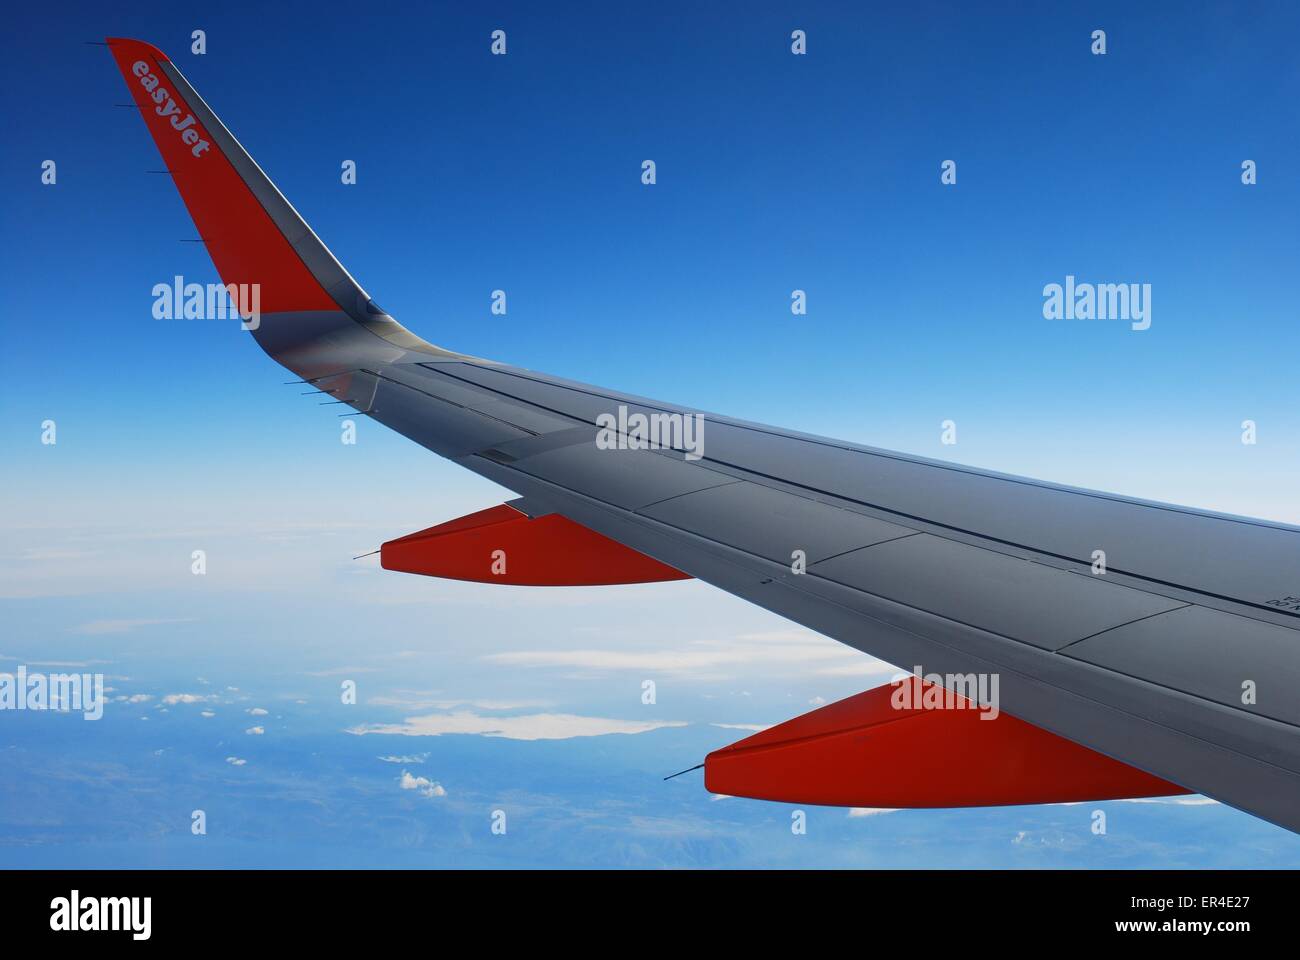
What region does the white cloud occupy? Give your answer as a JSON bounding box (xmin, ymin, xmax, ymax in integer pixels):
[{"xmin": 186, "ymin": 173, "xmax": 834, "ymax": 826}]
[
  {"xmin": 162, "ymin": 693, "xmax": 215, "ymax": 705},
  {"xmin": 484, "ymin": 629, "xmax": 894, "ymax": 680},
  {"xmin": 808, "ymin": 696, "xmax": 827, "ymax": 706},
  {"xmin": 813, "ymin": 661, "xmax": 901, "ymax": 677},
  {"xmin": 200, "ymin": 711, "xmax": 215, "ymax": 718},
  {"xmin": 247, "ymin": 707, "xmax": 268, "ymax": 716},
  {"xmin": 245, "ymin": 726, "xmax": 264, "ymax": 735},
  {"xmin": 225, "ymin": 757, "xmax": 246, "ymax": 766},
  {"xmin": 369, "ymin": 694, "xmax": 553, "ymax": 711},
  {"xmin": 0, "ymin": 655, "xmax": 112, "ymax": 668},
  {"xmin": 711, "ymin": 722, "xmax": 771, "ymax": 732},
  {"xmin": 1010, "ymin": 829, "xmax": 1072, "ymax": 849},
  {"xmin": 305, "ymin": 666, "xmax": 378, "ymax": 677},
  {"xmin": 377, "ymin": 754, "xmax": 429, "ymax": 764},
  {"xmin": 848, "ymin": 807, "xmax": 899, "ymax": 818},
  {"xmin": 72, "ymin": 618, "xmax": 194, "ymax": 636},
  {"xmin": 23, "ymin": 547, "xmax": 97, "ymax": 562},
  {"xmin": 398, "ymin": 770, "xmax": 446, "ymax": 798},
  {"xmin": 350, "ymin": 710, "xmax": 687, "ymax": 741},
  {"xmin": 1119, "ymin": 795, "xmax": 1220, "ymax": 806}
]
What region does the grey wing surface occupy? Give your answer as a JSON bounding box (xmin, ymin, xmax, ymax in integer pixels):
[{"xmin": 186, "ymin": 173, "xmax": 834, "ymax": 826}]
[{"xmin": 365, "ymin": 359, "xmax": 1300, "ymax": 833}]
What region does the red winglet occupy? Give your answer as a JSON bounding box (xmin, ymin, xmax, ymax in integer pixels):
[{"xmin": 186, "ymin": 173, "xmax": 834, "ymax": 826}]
[
  {"xmin": 705, "ymin": 680, "xmax": 1191, "ymax": 807},
  {"xmin": 106, "ymin": 38, "xmax": 336, "ymax": 313},
  {"xmin": 381, "ymin": 504, "xmax": 692, "ymax": 586}
]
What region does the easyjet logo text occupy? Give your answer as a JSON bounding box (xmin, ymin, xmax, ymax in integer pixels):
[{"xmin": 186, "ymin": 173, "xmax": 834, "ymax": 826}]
[{"xmin": 131, "ymin": 61, "xmax": 210, "ymax": 158}]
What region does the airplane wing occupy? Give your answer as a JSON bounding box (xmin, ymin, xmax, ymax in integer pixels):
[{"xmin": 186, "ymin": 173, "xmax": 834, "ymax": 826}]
[{"xmin": 108, "ymin": 39, "xmax": 1300, "ymax": 833}]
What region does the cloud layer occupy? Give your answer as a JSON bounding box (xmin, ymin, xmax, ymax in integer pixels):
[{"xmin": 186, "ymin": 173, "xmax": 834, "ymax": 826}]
[{"xmin": 350, "ymin": 710, "xmax": 687, "ymax": 741}]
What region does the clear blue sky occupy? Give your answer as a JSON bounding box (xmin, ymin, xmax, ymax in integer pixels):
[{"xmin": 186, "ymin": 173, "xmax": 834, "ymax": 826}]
[{"xmin": 1, "ymin": 1, "xmax": 1298, "ymax": 866}]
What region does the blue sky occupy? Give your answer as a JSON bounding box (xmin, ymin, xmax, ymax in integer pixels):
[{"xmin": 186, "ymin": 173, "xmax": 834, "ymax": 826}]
[{"xmin": 2, "ymin": 1, "xmax": 1299, "ymax": 867}]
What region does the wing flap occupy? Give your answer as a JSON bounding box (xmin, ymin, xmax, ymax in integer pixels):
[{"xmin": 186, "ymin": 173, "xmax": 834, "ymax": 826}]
[
  {"xmin": 705, "ymin": 681, "xmax": 1190, "ymax": 807},
  {"xmin": 381, "ymin": 503, "xmax": 690, "ymax": 586}
]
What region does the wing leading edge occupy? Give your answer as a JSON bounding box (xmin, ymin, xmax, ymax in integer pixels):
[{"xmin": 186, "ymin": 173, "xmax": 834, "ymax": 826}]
[{"xmin": 109, "ymin": 41, "xmax": 1300, "ymax": 833}]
